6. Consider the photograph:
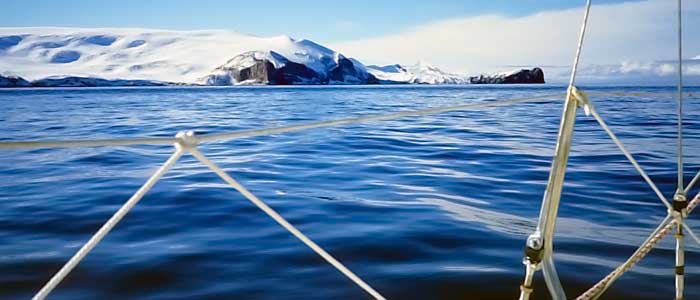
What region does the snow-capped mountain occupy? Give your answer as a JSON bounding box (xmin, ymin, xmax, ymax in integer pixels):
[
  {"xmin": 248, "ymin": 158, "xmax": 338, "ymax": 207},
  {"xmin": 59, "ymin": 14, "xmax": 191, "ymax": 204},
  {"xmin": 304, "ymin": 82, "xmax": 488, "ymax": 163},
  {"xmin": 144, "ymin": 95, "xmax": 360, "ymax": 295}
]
[
  {"xmin": 0, "ymin": 27, "xmax": 375, "ymax": 85},
  {"xmin": 0, "ymin": 27, "xmax": 545, "ymax": 87},
  {"xmin": 202, "ymin": 46, "xmax": 377, "ymax": 85},
  {"xmin": 366, "ymin": 62, "xmax": 467, "ymax": 84}
]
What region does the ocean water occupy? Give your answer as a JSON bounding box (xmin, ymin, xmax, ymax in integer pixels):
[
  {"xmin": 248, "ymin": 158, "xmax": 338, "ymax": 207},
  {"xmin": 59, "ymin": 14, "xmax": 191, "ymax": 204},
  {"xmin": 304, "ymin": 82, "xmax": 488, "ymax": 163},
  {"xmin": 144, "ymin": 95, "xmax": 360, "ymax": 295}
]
[{"xmin": 1, "ymin": 85, "xmax": 700, "ymax": 300}]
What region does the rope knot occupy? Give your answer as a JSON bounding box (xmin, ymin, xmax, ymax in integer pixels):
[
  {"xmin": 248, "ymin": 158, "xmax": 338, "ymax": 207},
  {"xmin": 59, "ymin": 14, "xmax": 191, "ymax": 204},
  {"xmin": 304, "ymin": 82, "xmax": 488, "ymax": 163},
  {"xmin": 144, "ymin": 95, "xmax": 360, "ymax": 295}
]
[
  {"xmin": 175, "ymin": 131, "xmax": 198, "ymax": 149},
  {"xmin": 569, "ymin": 86, "xmax": 591, "ymax": 116}
]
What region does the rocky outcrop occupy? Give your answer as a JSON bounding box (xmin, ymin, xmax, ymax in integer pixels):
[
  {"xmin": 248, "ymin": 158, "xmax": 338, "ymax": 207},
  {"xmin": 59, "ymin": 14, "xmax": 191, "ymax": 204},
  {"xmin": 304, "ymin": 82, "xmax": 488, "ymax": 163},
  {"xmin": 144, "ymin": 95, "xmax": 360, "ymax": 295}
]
[
  {"xmin": 0, "ymin": 74, "xmax": 31, "ymax": 87},
  {"xmin": 203, "ymin": 50, "xmax": 378, "ymax": 85},
  {"xmin": 328, "ymin": 57, "xmax": 378, "ymax": 84},
  {"xmin": 204, "ymin": 51, "xmax": 318, "ymax": 85},
  {"xmin": 469, "ymin": 67, "xmax": 545, "ymax": 84},
  {"xmin": 30, "ymin": 76, "xmax": 167, "ymax": 87}
]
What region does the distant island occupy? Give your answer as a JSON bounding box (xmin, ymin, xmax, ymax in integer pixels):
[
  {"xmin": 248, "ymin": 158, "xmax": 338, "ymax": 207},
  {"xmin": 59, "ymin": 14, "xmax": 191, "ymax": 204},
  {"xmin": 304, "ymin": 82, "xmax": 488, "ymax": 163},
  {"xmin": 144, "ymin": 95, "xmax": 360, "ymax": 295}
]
[{"xmin": 0, "ymin": 28, "xmax": 544, "ymax": 87}]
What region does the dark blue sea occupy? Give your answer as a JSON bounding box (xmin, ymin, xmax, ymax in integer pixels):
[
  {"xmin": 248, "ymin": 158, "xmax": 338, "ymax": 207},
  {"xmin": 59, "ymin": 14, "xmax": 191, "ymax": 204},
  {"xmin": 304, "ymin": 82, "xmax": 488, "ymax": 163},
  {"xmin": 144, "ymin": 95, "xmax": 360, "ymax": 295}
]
[{"xmin": 1, "ymin": 85, "xmax": 700, "ymax": 300}]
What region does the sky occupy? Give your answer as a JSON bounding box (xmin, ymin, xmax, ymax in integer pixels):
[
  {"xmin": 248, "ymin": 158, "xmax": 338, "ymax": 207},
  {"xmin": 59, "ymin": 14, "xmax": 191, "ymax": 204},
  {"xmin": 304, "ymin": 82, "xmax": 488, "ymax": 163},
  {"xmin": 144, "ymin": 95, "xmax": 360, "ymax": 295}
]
[
  {"xmin": 2, "ymin": 0, "xmax": 699, "ymax": 83},
  {"xmin": 1, "ymin": 0, "xmax": 640, "ymax": 43},
  {"xmin": 330, "ymin": 0, "xmax": 700, "ymax": 83}
]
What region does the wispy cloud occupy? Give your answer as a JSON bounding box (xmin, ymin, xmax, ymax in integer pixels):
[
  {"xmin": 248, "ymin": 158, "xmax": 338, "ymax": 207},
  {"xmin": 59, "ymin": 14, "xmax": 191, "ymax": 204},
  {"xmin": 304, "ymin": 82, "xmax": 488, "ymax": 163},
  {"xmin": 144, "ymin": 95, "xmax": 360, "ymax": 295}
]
[{"xmin": 331, "ymin": 0, "xmax": 700, "ymax": 83}]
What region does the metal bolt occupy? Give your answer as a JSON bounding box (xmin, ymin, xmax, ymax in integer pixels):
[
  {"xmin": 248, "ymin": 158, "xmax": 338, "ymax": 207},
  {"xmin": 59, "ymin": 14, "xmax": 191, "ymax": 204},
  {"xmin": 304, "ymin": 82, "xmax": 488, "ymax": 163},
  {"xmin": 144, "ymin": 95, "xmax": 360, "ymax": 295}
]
[
  {"xmin": 527, "ymin": 236, "xmax": 543, "ymax": 250},
  {"xmin": 674, "ymin": 192, "xmax": 687, "ymax": 203}
]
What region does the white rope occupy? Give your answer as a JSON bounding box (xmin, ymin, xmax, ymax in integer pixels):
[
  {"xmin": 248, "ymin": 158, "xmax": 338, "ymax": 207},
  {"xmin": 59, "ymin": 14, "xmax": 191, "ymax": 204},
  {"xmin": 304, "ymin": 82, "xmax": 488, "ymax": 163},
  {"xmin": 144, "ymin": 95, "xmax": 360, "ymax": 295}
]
[
  {"xmin": 0, "ymin": 93, "xmax": 561, "ymax": 150},
  {"xmin": 567, "ymin": 0, "xmax": 592, "ymax": 87},
  {"xmin": 577, "ymin": 191, "xmax": 700, "ymax": 300},
  {"xmin": 685, "ymin": 170, "xmax": 700, "ymax": 194},
  {"xmin": 32, "ymin": 134, "xmax": 386, "ymax": 299},
  {"xmin": 188, "ymin": 147, "xmax": 386, "ymax": 300},
  {"xmin": 588, "ymin": 106, "xmax": 672, "ymax": 210},
  {"xmin": 677, "ymin": 0, "xmax": 684, "ymax": 191},
  {"xmin": 32, "ymin": 145, "xmax": 185, "ymax": 300},
  {"xmin": 0, "ymin": 92, "xmax": 695, "ymax": 150},
  {"xmin": 576, "ymin": 214, "xmax": 673, "ymax": 300},
  {"xmin": 682, "ymin": 222, "xmax": 700, "ymax": 248},
  {"xmin": 587, "ymin": 91, "xmax": 695, "ymax": 98},
  {"xmin": 196, "ymin": 93, "xmax": 561, "ymax": 143},
  {"xmin": 0, "ymin": 136, "xmax": 178, "ymax": 149}
]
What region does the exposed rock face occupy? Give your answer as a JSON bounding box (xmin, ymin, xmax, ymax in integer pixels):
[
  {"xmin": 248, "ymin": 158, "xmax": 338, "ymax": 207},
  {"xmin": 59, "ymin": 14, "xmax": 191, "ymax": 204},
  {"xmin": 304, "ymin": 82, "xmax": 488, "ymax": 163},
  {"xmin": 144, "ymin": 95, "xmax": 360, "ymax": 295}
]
[
  {"xmin": 30, "ymin": 76, "xmax": 166, "ymax": 87},
  {"xmin": 469, "ymin": 67, "xmax": 545, "ymax": 84},
  {"xmin": 203, "ymin": 51, "xmax": 378, "ymax": 85},
  {"xmin": 268, "ymin": 56, "xmax": 319, "ymax": 85},
  {"xmin": 0, "ymin": 74, "xmax": 31, "ymax": 87},
  {"xmin": 328, "ymin": 57, "xmax": 378, "ymax": 84}
]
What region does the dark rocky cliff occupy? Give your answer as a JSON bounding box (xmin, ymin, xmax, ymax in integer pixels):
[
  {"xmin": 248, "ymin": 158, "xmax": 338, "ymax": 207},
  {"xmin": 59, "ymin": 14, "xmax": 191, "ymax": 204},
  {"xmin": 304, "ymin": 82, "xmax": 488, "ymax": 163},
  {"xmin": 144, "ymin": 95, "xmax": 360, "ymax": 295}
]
[
  {"xmin": 203, "ymin": 51, "xmax": 378, "ymax": 85},
  {"xmin": 469, "ymin": 67, "xmax": 545, "ymax": 84}
]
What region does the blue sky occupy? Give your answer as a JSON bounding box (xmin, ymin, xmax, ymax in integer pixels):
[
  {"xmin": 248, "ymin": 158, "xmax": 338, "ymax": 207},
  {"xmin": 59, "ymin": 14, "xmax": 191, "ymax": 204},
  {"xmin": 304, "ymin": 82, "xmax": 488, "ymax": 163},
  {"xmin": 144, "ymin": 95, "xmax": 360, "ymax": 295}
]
[{"xmin": 2, "ymin": 0, "xmax": 638, "ymax": 43}]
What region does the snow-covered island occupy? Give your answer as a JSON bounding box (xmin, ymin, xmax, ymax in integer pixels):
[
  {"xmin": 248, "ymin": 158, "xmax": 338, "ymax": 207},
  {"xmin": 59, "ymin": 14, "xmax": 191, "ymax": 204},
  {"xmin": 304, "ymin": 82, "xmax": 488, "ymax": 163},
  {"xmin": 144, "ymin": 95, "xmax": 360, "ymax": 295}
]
[{"xmin": 0, "ymin": 28, "xmax": 545, "ymax": 87}]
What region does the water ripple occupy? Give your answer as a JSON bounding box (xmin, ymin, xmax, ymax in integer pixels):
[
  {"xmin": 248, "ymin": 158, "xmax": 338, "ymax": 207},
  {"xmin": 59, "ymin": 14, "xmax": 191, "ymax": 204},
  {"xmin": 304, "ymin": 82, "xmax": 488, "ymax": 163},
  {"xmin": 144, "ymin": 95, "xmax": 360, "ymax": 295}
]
[{"xmin": 0, "ymin": 85, "xmax": 699, "ymax": 299}]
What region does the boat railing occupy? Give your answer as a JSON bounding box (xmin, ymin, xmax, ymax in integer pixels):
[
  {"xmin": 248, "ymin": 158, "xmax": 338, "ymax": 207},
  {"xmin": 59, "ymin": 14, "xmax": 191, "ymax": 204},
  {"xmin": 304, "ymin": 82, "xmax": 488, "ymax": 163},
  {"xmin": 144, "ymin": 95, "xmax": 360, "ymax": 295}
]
[
  {"xmin": 3, "ymin": 0, "xmax": 699, "ymax": 298},
  {"xmin": 1, "ymin": 89, "xmax": 697, "ymax": 300}
]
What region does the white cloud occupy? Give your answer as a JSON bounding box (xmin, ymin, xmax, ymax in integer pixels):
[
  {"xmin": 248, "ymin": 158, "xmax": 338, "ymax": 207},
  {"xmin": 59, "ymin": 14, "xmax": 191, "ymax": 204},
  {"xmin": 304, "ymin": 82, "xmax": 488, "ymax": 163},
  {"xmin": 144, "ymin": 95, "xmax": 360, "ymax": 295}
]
[
  {"xmin": 656, "ymin": 63, "xmax": 676, "ymax": 76},
  {"xmin": 620, "ymin": 61, "xmax": 652, "ymax": 74},
  {"xmin": 330, "ymin": 0, "xmax": 700, "ymax": 83}
]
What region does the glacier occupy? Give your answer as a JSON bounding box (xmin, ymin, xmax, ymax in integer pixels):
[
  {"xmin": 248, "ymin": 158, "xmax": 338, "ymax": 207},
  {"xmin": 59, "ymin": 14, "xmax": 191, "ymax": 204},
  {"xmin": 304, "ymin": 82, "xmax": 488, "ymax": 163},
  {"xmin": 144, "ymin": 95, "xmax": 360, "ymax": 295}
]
[{"xmin": 366, "ymin": 62, "xmax": 468, "ymax": 84}]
